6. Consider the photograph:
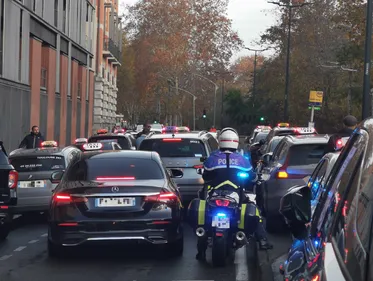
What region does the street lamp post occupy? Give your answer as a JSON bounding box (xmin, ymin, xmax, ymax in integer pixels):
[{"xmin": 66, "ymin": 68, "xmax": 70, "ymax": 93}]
[
  {"xmin": 170, "ymin": 86, "xmax": 197, "ymax": 130},
  {"xmin": 214, "ymin": 71, "xmax": 232, "ymax": 127},
  {"xmin": 243, "ymin": 47, "xmax": 268, "ymax": 102},
  {"xmin": 193, "ymin": 74, "xmax": 219, "ymax": 126},
  {"xmin": 363, "ymin": 0, "xmax": 373, "ymax": 119},
  {"xmin": 318, "ymin": 63, "xmax": 357, "ymax": 114},
  {"xmin": 268, "ymin": 0, "xmax": 311, "ymax": 121}
]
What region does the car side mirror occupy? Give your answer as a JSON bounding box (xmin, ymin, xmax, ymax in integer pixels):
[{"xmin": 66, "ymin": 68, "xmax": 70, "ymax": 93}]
[
  {"xmin": 197, "ymin": 168, "xmax": 204, "ymax": 175},
  {"xmin": 279, "ymin": 185, "xmax": 311, "ymax": 240},
  {"xmin": 259, "ymin": 139, "xmax": 265, "ymax": 145},
  {"xmin": 51, "ymin": 171, "xmax": 64, "ymax": 183},
  {"xmin": 262, "ymin": 152, "xmax": 273, "ymax": 165},
  {"xmin": 170, "ymin": 169, "xmax": 184, "ymax": 178},
  {"xmin": 131, "ymin": 146, "xmax": 136, "ymax": 150},
  {"xmin": 200, "ymin": 156, "xmax": 207, "ymax": 163}
]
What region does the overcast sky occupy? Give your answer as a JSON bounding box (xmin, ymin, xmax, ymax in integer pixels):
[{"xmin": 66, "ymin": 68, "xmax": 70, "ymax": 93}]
[{"xmin": 120, "ymin": 0, "xmax": 277, "ymax": 61}]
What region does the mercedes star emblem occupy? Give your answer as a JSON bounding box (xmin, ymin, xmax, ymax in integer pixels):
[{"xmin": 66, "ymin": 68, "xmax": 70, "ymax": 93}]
[{"xmin": 111, "ymin": 186, "xmax": 119, "ymax": 192}]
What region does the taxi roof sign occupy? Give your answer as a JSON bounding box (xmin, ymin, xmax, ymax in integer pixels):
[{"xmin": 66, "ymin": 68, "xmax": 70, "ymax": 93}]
[
  {"xmin": 277, "ymin": 123, "xmax": 290, "ymax": 128},
  {"xmin": 75, "ymin": 138, "xmax": 88, "ymax": 144},
  {"xmin": 83, "ymin": 143, "xmax": 103, "ymax": 151},
  {"xmin": 162, "ymin": 126, "xmax": 178, "ymax": 133},
  {"xmin": 41, "ymin": 141, "xmax": 58, "ymax": 147},
  {"xmin": 294, "ymin": 127, "xmax": 317, "ymax": 134}
]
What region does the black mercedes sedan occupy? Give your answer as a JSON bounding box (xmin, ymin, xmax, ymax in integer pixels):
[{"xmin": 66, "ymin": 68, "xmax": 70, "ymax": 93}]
[{"xmin": 47, "ymin": 150, "xmax": 184, "ymax": 258}]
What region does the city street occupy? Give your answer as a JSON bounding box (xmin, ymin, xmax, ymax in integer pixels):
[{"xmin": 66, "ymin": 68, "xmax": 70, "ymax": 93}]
[{"xmin": 0, "ymin": 215, "xmax": 268, "ymax": 281}]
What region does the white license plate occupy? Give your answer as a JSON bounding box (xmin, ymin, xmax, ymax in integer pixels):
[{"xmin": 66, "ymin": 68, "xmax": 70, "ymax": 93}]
[
  {"xmin": 18, "ymin": 180, "xmax": 46, "ymax": 188},
  {"xmin": 212, "ymin": 216, "xmax": 230, "ymax": 229},
  {"xmin": 95, "ymin": 197, "xmax": 136, "ymax": 207}
]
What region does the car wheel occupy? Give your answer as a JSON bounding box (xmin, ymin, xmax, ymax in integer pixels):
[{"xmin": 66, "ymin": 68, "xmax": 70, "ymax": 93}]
[
  {"xmin": 167, "ymin": 236, "xmax": 184, "ymax": 257},
  {"xmin": 48, "ymin": 239, "xmax": 66, "ymax": 258},
  {"xmin": 0, "ymin": 223, "xmax": 11, "ymax": 241}
]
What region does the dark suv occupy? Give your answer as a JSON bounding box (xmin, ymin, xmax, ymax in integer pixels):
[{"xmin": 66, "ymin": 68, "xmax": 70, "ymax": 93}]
[
  {"xmin": 260, "ymin": 134, "xmax": 329, "ymax": 231},
  {"xmin": 279, "ymin": 119, "xmax": 373, "ymax": 281},
  {"xmin": 0, "ymin": 142, "xmax": 18, "ymax": 240}
]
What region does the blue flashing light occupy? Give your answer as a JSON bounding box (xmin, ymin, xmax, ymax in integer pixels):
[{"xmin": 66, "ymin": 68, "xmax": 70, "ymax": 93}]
[
  {"xmin": 237, "ymin": 172, "xmax": 249, "ymax": 179},
  {"xmin": 217, "ymin": 213, "xmax": 226, "ymax": 217},
  {"xmin": 314, "ymin": 239, "xmax": 319, "ymax": 247}
]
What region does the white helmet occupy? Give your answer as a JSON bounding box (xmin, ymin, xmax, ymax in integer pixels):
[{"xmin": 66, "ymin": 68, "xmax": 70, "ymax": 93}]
[{"xmin": 218, "ymin": 127, "xmax": 239, "ymax": 150}]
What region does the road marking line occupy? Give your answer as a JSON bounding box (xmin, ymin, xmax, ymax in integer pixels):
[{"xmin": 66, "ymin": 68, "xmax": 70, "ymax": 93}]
[
  {"xmin": 13, "ymin": 215, "xmax": 22, "ymax": 219},
  {"xmin": 28, "ymin": 240, "xmax": 39, "ymax": 244},
  {"xmin": 14, "ymin": 246, "xmax": 26, "ymax": 252},
  {"xmin": 235, "ymin": 246, "xmax": 249, "ymax": 281},
  {"xmin": 41, "ymin": 233, "xmax": 47, "ymax": 237},
  {"xmin": 0, "ymin": 255, "xmax": 12, "ymax": 261}
]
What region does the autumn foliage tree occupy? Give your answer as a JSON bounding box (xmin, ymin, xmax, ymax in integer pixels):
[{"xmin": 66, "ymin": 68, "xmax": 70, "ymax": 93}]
[
  {"xmin": 117, "ymin": 0, "xmax": 241, "ymax": 125},
  {"xmin": 245, "ymin": 0, "xmax": 368, "ymax": 132}
]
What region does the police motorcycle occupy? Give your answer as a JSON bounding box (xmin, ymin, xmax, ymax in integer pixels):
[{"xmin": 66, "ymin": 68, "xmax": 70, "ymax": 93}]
[{"xmin": 188, "ymin": 154, "xmax": 260, "ymax": 267}]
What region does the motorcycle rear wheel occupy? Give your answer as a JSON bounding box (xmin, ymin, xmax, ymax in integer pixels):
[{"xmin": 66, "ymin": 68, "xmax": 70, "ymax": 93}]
[{"xmin": 212, "ymin": 235, "xmax": 228, "ymax": 267}]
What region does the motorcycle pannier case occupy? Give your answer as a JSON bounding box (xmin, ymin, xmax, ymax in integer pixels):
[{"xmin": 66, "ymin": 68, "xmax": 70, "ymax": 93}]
[
  {"xmin": 187, "ymin": 199, "xmax": 207, "ymax": 227},
  {"xmin": 238, "ymin": 202, "xmax": 260, "ymax": 234}
]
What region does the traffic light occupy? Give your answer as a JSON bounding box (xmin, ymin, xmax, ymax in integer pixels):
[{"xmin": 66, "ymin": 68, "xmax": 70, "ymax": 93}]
[
  {"xmin": 203, "ymin": 109, "xmax": 206, "ymax": 118},
  {"xmin": 260, "ymin": 117, "xmax": 264, "ymax": 121}
]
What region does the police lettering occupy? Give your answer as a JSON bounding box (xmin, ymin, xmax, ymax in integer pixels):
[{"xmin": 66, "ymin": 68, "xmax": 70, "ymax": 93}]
[{"xmin": 218, "ymin": 158, "xmax": 238, "ymax": 165}]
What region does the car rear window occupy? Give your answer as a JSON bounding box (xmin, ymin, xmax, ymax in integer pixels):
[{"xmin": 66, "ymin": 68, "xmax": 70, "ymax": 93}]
[
  {"xmin": 88, "ymin": 136, "xmax": 130, "ymax": 149},
  {"xmin": 269, "ymin": 138, "xmax": 282, "ymax": 152},
  {"xmin": 67, "ymin": 158, "xmax": 163, "ymax": 181},
  {"xmin": 275, "ymin": 129, "xmax": 295, "ymax": 136},
  {"xmin": 139, "ymin": 139, "xmax": 207, "ymax": 157},
  {"xmin": 288, "ymin": 144, "xmax": 327, "ymax": 166},
  {"xmin": 10, "ymin": 156, "xmax": 65, "ymax": 172},
  {"xmin": 254, "ymin": 133, "xmax": 268, "ymax": 142}
]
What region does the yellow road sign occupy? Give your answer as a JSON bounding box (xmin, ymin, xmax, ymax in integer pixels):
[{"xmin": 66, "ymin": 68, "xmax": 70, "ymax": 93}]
[{"xmin": 309, "ymin": 91, "xmax": 323, "ymax": 104}]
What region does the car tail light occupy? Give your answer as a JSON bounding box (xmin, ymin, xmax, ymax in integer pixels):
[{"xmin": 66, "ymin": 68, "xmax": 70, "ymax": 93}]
[
  {"xmin": 145, "ymin": 192, "xmax": 179, "ymax": 205},
  {"xmin": 193, "ymin": 164, "xmax": 203, "ymax": 169},
  {"xmin": 8, "ymin": 170, "xmax": 18, "ymax": 189},
  {"xmin": 162, "ymin": 138, "xmax": 182, "ymax": 142},
  {"xmin": 214, "ymin": 199, "xmax": 230, "ymax": 207},
  {"xmin": 276, "ymin": 171, "xmax": 288, "ymax": 179},
  {"xmin": 95, "ymin": 176, "xmax": 135, "ymax": 181},
  {"xmin": 58, "ymin": 222, "xmax": 79, "ymax": 227},
  {"xmin": 53, "ymin": 194, "xmax": 72, "ymax": 204},
  {"xmin": 53, "ymin": 194, "xmax": 87, "ymax": 205}
]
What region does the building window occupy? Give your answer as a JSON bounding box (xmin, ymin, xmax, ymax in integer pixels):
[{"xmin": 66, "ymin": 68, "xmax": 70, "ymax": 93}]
[
  {"xmin": 86, "ymin": 72, "xmax": 89, "ymax": 101},
  {"xmin": 54, "ymin": 0, "xmax": 58, "ymax": 27},
  {"xmin": 62, "ymin": 0, "xmax": 66, "ymax": 32},
  {"xmin": 77, "ymin": 82, "xmax": 82, "ymax": 99},
  {"xmin": 86, "ymin": 3, "xmax": 89, "ymax": 21},
  {"xmin": 19, "ymin": 10, "xmax": 23, "ymax": 81},
  {"xmin": 41, "ymin": 0, "xmax": 45, "ymax": 17},
  {"xmin": 41, "ymin": 68, "xmax": 47, "ymax": 88}
]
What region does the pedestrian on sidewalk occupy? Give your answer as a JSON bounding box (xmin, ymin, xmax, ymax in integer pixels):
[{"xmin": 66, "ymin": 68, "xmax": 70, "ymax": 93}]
[{"xmin": 19, "ymin": 125, "xmax": 45, "ymax": 149}]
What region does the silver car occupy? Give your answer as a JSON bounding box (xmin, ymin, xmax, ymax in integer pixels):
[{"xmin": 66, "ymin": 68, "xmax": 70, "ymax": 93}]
[
  {"xmin": 260, "ymin": 134, "xmax": 329, "ymax": 231},
  {"xmin": 8, "ymin": 145, "xmax": 80, "ymax": 214},
  {"xmin": 138, "ymin": 131, "xmax": 218, "ymax": 201}
]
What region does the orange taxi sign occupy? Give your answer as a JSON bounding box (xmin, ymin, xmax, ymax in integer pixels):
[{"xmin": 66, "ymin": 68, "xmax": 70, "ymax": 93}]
[
  {"xmin": 41, "ymin": 141, "xmax": 58, "ymax": 147},
  {"xmin": 277, "ymin": 123, "xmax": 290, "ymax": 128}
]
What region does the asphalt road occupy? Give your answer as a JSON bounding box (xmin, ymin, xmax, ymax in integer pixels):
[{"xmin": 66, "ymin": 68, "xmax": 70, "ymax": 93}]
[{"xmin": 0, "ymin": 215, "xmax": 260, "ymax": 281}]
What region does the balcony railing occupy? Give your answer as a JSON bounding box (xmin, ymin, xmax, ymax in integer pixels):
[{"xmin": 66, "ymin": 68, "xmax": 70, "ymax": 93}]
[{"xmin": 103, "ymin": 38, "xmax": 121, "ymax": 62}]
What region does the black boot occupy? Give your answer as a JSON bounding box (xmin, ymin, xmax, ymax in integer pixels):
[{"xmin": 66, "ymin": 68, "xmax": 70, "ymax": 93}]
[
  {"xmin": 196, "ymin": 251, "xmax": 206, "ymax": 261},
  {"xmin": 196, "ymin": 237, "xmax": 208, "ymax": 261},
  {"xmin": 259, "ymin": 239, "xmax": 273, "ymax": 250}
]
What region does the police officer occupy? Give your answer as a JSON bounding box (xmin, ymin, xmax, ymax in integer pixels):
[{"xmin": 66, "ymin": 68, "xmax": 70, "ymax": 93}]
[{"xmin": 196, "ymin": 128, "xmax": 272, "ymax": 261}]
